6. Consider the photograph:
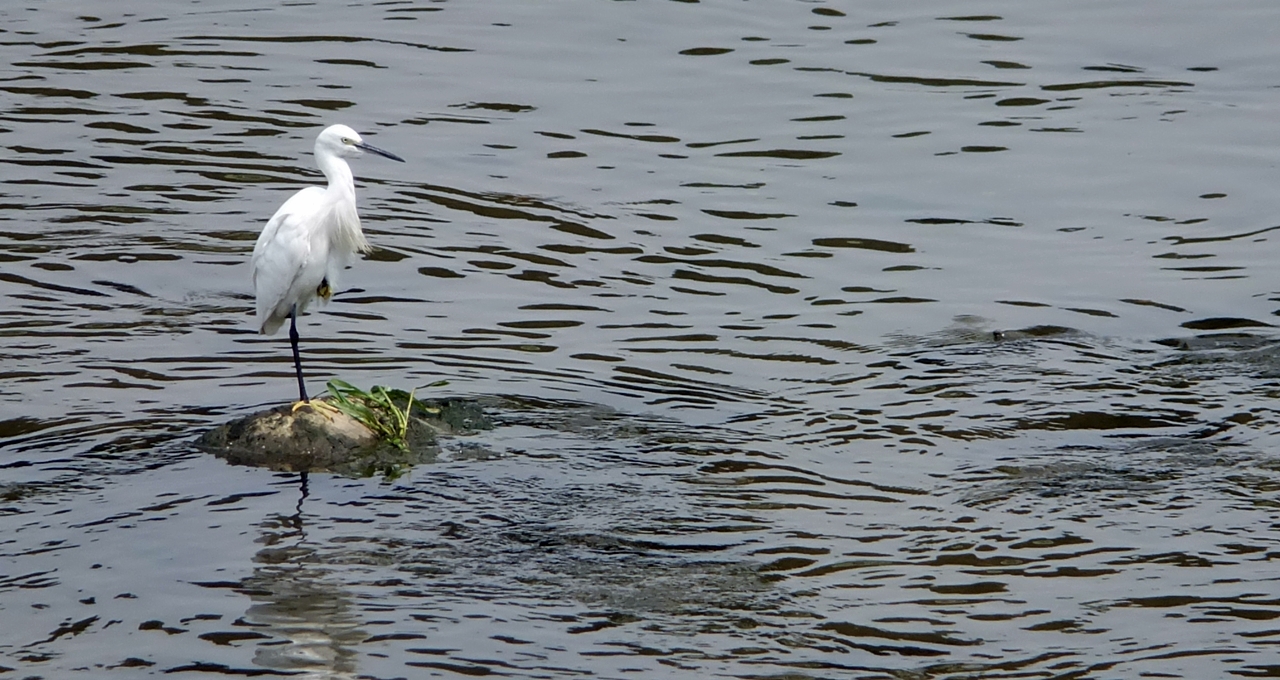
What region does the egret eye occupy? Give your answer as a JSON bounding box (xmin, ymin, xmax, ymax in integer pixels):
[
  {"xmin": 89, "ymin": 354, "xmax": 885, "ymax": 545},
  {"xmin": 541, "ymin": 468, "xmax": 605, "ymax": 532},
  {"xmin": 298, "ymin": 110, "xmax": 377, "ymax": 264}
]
[{"xmin": 341, "ymin": 137, "xmax": 353, "ymax": 145}]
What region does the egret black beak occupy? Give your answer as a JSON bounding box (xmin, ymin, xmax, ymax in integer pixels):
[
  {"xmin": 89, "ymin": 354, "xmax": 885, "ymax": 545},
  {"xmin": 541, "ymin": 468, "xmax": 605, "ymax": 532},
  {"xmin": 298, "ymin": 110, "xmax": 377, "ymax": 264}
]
[{"xmin": 356, "ymin": 141, "xmax": 405, "ymax": 162}]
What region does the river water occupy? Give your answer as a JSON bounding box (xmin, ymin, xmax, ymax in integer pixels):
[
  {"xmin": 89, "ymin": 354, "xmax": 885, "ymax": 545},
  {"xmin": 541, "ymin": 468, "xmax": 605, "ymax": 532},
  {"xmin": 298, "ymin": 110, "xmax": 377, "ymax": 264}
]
[{"xmin": 3, "ymin": 1, "xmax": 1280, "ymax": 678}]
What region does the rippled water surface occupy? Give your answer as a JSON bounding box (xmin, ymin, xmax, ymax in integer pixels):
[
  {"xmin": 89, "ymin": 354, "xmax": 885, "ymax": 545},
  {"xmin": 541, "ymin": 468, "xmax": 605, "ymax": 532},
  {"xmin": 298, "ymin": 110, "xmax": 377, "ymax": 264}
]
[{"xmin": 4, "ymin": 1, "xmax": 1280, "ymax": 678}]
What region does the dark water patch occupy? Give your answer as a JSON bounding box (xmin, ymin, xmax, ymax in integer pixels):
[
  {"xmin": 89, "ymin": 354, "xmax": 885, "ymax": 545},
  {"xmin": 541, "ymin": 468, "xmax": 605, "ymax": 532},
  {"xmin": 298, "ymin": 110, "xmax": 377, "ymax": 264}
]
[
  {"xmin": 702, "ymin": 209, "xmax": 793, "ymax": 220},
  {"xmin": 1119, "ymin": 298, "xmax": 1187, "ymax": 313},
  {"xmin": 453, "ymin": 101, "xmax": 536, "ymax": 113},
  {"xmin": 983, "ymin": 60, "xmax": 1030, "ymax": 69},
  {"xmin": 691, "ymin": 233, "xmax": 760, "ymax": 248},
  {"xmin": 679, "ymin": 47, "xmax": 734, "ymax": 56},
  {"xmin": 814, "ymin": 236, "xmax": 914, "ymax": 253},
  {"xmin": 685, "ymin": 137, "xmax": 759, "ymax": 149},
  {"xmin": 636, "ymin": 255, "xmax": 807, "ymax": 281},
  {"xmin": 11, "ymin": 60, "xmax": 154, "ymax": 71},
  {"xmin": 965, "ymin": 33, "xmax": 1021, "ymax": 42},
  {"xmin": 846, "ymin": 71, "xmax": 1024, "ymax": 88},
  {"xmin": 1181, "ymin": 317, "xmax": 1272, "ymax": 331},
  {"xmin": 1063, "ymin": 306, "xmax": 1118, "ymax": 318},
  {"xmin": 714, "ymin": 148, "xmax": 841, "ymax": 160},
  {"xmin": 1041, "ymin": 79, "xmax": 1195, "ymax": 91},
  {"xmin": 582, "ymin": 128, "xmax": 680, "ymax": 143},
  {"xmin": 0, "ymin": 272, "xmax": 112, "ymax": 297},
  {"xmin": 1084, "ymin": 64, "xmax": 1145, "ymax": 74},
  {"xmin": 996, "ymin": 97, "xmax": 1050, "ymax": 107}
]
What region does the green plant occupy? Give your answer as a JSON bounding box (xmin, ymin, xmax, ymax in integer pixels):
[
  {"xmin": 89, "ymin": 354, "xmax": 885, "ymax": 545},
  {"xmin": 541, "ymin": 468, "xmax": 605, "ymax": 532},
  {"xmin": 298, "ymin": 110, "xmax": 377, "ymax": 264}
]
[{"xmin": 323, "ymin": 379, "xmax": 444, "ymax": 452}]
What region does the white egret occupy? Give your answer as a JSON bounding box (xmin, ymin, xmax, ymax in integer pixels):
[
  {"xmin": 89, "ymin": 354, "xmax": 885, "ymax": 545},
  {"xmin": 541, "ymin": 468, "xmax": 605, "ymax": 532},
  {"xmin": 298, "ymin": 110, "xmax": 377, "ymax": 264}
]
[{"xmin": 251, "ymin": 123, "xmax": 404, "ymax": 403}]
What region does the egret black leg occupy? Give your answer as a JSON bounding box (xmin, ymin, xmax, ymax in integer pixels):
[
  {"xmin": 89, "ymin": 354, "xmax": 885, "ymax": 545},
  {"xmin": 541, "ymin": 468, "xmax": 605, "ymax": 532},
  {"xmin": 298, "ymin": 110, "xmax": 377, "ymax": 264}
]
[{"xmin": 289, "ymin": 305, "xmax": 309, "ymax": 402}]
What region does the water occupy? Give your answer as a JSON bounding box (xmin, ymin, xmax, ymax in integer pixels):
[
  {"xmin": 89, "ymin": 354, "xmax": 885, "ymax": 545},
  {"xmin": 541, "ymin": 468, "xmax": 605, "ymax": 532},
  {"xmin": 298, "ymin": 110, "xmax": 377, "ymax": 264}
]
[{"xmin": 3, "ymin": 1, "xmax": 1280, "ymax": 678}]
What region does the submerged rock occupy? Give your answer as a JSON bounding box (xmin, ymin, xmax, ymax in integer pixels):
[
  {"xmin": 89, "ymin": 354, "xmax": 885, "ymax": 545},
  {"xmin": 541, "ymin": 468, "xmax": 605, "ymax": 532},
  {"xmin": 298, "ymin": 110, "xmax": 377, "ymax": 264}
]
[{"xmin": 198, "ymin": 398, "xmax": 490, "ymax": 476}]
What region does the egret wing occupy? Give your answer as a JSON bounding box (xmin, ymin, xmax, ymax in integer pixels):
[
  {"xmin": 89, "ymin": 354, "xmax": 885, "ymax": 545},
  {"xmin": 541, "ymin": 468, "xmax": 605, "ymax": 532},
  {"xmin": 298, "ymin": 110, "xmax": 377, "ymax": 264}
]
[{"xmin": 251, "ymin": 187, "xmax": 326, "ymax": 334}]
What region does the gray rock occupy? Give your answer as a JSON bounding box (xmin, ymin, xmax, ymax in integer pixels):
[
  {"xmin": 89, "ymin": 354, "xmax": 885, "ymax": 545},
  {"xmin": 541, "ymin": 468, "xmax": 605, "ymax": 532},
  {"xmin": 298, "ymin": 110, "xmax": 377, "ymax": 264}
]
[{"xmin": 198, "ymin": 398, "xmax": 490, "ymax": 475}]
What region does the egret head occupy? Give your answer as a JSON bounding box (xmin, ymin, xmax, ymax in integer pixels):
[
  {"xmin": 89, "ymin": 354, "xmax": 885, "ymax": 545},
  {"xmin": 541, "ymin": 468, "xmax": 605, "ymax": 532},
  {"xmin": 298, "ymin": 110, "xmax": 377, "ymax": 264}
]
[{"xmin": 315, "ymin": 124, "xmax": 405, "ymax": 163}]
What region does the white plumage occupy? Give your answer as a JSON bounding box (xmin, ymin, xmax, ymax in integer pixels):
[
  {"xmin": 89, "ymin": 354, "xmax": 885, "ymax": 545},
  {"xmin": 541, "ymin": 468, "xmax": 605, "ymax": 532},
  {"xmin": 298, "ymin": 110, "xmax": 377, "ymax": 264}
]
[{"xmin": 250, "ymin": 123, "xmax": 403, "ymax": 401}]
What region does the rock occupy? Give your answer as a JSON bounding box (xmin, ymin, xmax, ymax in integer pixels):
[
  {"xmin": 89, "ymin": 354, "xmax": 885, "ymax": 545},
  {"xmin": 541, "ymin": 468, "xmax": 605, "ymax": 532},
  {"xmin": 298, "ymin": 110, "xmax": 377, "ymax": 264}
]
[
  {"xmin": 197, "ymin": 397, "xmax": 490, "ymax": 475},
  {"xmin": 198, "ymin": 402, "xmax": 378, "ymax": 473}
]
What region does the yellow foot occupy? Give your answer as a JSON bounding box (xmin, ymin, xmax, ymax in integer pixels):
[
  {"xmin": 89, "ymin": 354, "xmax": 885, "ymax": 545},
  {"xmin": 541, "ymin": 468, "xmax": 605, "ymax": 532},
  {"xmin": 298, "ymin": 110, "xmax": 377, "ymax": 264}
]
[{"xmin": 291, "ymin": 399, "xmax": 340, "ymax": 418}]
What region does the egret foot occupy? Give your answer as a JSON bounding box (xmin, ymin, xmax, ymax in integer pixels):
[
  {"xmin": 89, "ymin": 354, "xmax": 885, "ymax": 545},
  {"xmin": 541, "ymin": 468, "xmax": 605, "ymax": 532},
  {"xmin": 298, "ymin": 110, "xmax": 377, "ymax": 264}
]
[{"xmin": 292, "ymin": 399, "xmax": 340, "ymax": 419}]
